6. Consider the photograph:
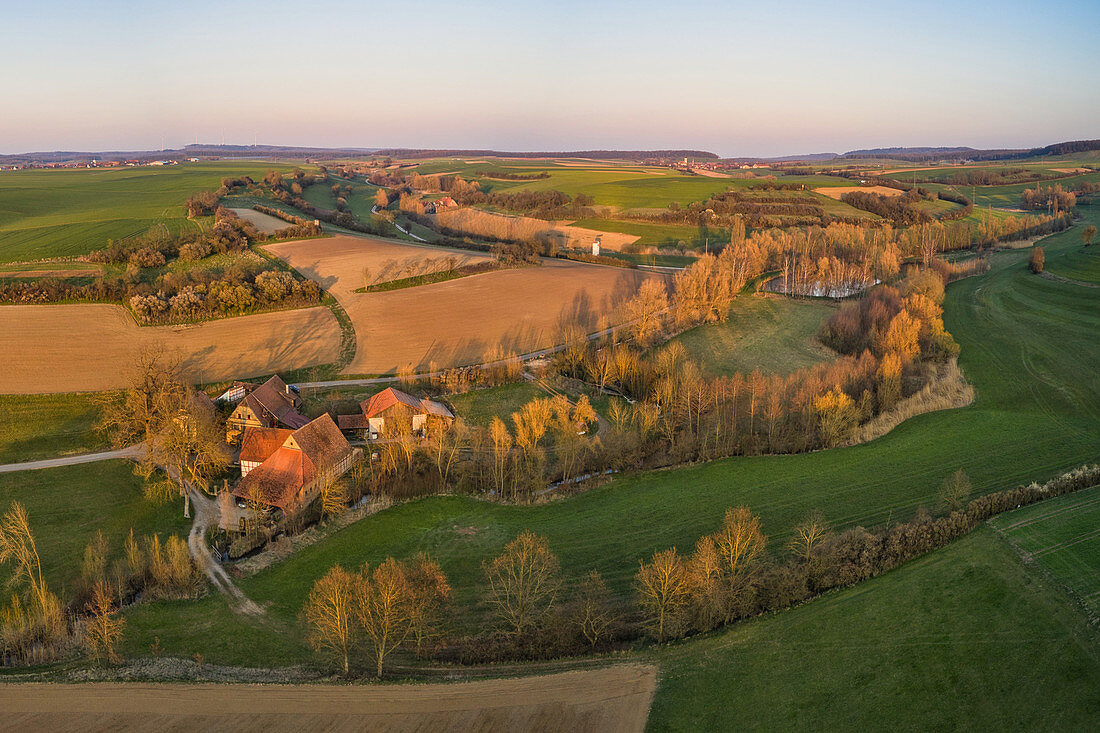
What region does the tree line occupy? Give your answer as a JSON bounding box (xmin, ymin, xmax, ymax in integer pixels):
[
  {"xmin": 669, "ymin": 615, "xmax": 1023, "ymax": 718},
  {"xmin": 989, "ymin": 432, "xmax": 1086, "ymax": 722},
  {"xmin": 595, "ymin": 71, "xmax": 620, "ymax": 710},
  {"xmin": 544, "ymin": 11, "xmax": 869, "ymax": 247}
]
[{"xmin": 300, "ymin": 462, "xmax": 1100, "ymax": 675}]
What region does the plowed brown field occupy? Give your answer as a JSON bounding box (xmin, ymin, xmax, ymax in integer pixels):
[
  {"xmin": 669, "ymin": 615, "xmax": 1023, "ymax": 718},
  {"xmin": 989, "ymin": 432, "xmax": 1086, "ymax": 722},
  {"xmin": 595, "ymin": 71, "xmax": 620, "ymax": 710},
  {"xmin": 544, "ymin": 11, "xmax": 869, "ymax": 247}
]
[
  {"xmin": 265, "ymin": 235, "xmax": 662, "ymax": 375},
  {"xmin": 1, "ymin": 304, "xmax": 340, "ymax": 394},
  {"xmin": 0, "ymin": 665, "xmax": 657, "ymax": 732}
]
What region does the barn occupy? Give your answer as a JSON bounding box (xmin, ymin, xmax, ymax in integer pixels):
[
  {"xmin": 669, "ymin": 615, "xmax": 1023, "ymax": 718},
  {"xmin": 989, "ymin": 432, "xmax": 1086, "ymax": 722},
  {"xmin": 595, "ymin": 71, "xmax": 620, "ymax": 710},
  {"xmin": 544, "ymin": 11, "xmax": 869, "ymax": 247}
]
[
  {"xmin": 233, "ymin": 414, "xmax": 359, "ymax": 515},
  {"xmin": 226, "ymin": 374, "xmax": 309, "ymax": 442},
  {"xmin": 337, "ymin": 387, "xmax": 454, "ymax": 441}
]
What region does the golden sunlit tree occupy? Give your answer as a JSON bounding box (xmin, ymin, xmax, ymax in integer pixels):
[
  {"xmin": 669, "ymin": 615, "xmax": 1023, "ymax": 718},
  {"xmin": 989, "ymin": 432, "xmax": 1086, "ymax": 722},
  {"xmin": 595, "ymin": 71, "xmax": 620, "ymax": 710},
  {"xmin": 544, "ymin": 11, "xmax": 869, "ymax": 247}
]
[
  {"xmin": 356, "ymin": 558, "xmax": 413, "ymax": 678},
  {"xmin": 635, "ymin": 547, "xmax": 691, "ymax": 641},
  {"xmin": 404, "ymin": 553, "xmax": 452, "ymax": 657},
  {"xmin": 83, "ymin": 580, "xmax": 125, "ymax": 666},
  {"xmin": 302, "ymin": 564, "xmax": 357, "ymax": 675}
]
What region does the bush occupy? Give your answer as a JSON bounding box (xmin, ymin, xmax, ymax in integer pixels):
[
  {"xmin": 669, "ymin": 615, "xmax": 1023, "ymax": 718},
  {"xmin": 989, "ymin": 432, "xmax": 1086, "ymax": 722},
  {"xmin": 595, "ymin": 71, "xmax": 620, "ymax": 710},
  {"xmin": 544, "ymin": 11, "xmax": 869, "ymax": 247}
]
[{"xmin": 1029, "ymin": 246, "xmax": 1045, "ymax": 274}]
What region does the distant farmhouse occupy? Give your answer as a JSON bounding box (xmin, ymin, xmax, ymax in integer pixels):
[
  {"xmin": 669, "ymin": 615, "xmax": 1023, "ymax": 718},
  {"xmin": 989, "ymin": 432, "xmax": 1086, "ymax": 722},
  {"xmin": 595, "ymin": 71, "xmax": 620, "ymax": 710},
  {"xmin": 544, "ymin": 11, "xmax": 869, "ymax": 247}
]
[
  {"xmin": 338, "ymin": 387, "xmax": 454, "ymax": 441},
  {"xmin": 234, "ymin": 414, "xmax": 359, "ymax": 515},
  {"xmin": 225, "ymin": 374, "xmax": 309, "ymax": 442}
]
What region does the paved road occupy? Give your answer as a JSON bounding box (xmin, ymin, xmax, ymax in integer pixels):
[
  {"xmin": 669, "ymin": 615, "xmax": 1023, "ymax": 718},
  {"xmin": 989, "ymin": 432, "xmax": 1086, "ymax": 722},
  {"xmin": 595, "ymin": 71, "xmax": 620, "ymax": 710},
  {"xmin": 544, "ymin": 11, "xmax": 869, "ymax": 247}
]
[{"xmin": 0, "ymin": 444, "xmax": 143, "ymax": 474}]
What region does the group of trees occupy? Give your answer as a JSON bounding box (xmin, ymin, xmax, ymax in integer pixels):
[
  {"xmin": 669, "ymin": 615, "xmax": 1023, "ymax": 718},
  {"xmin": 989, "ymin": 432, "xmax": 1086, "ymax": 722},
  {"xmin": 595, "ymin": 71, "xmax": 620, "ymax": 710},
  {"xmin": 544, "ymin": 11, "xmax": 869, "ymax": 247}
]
[
  {"xmin": 840, "ymin": 189, "xmax": 932, "ymax": 225},
  {"xmin": 974, "ymin": 209, "xmax": 1072, "ymax": 246},
  {"xmin": 1021, "ymin": 184, "xmax": 1077, "ymax": 214},
  {"xmin": 302, "ymin": 554, "xmax": 450, "ymax": 677}
]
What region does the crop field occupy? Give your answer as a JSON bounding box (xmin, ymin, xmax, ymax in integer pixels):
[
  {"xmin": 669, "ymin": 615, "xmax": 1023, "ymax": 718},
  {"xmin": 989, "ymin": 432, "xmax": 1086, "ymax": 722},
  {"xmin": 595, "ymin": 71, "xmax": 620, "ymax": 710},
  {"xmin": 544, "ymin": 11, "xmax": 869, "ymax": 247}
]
[
  {"xmin": 814, "ymin": 185, "xmax": 902, "ymax": 199},
  {"xmin": 264, "ymin": 234, "xmax": 663, "ymax": 375},
  {"xmin": 991, "ymin": 484, "xmax": 1100, "ymax": 617},
  {"xmin": 1, "ymin": 303, "xmax": 341, "ymax": 393},
  {"xmin": 0, "ymin": 393, "xmax": 107, "ymax": 463},
  {"xmin": 648, "ymin": 529, "xmax": 1100, "ymax": 730},
  {"xmin": 118, "ymin": 229, "xmax": 1100, "ymax": 667},
  {"xmin": 0, "ymin": 665, "xmax": 656, "ymax": 733},
  {"xmin": 0, "ymin": 461, "xmax": 189, "ymax": 593},
  {"xmin": 667, "ymin": 295, "xmax": 838, "ymax": 377},
  {"xmin": 433, "ymin": 208, "xmax": 641, "ymax": 251},
  {"xmin": 0, "ymin": 162, "xmax": 308, "ymax": 262}
]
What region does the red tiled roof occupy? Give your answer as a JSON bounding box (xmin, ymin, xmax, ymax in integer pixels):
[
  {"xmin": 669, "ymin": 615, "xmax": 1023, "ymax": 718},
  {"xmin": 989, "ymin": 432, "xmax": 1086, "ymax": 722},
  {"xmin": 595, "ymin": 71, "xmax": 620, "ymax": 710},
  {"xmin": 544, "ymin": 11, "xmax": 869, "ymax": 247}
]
[
  {"xmin": 239, "ymin": 427, "xmax": 294, "ymax": 464},
  {"xmin": 360, "ymin": 387, "xmax": 454, "ymax": 420},
  {"xmin": 337, "ymin": 414, "xmax": 369, "ymax": 430},
  {"xmin": 240, "ymin": 375, "xmax": 309, "ymax": 429},
  {"xmin": 234, "ymin": 414, "xmax": 353, "ymax": 510}
]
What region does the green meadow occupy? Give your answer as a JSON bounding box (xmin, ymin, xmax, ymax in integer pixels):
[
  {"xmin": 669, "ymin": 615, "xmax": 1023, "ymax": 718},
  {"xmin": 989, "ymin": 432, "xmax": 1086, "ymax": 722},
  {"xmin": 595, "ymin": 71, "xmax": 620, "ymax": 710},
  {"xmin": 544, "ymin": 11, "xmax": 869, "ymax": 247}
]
[
  {"xmin": 990, "ymin": 484, "xmax": 1100, "ymax": 617},
  {"xmin": 667, "ymin": 296, "xmax": 838, "ymax": 377},
  {"xmin": 0, "ymin": 461, "xmax": 189, "ymax": 595},
  {"xmin": 0, "ymin": 162, "xmax": 307, "ymax": 262},
  {"xmin": 648, "ymin": 528, "xmax": 1100, "ymax": 731}
]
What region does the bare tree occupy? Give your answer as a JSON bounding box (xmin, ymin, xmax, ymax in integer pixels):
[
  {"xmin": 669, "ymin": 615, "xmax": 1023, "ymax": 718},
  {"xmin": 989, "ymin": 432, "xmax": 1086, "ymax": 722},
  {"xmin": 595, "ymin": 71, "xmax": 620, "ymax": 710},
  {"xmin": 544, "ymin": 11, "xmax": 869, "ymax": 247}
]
[
  {"xmin": 484, "ymin": 531, "xmax": 561, "ymax": 635},
  {"xmin": 356, "ymin": 558, "xmax": 413, "ymax": 678},
  {"xmin": 939, "ymin": 469, "xmax": 972, "ymax": 512},
  {"xmin": 788, "ymin": 510, "xmax": 829, "ymax": 560},
  {"xmin": 635, "ymin": 547, "xmax": 690, "ymax": 641},
  {"xmin": 83, "ymin": 580, "xmax": 125, "ymax": 665},
  {"xmin": 303, "ymin": 564, "xmax": 357, "ymax": 675}
]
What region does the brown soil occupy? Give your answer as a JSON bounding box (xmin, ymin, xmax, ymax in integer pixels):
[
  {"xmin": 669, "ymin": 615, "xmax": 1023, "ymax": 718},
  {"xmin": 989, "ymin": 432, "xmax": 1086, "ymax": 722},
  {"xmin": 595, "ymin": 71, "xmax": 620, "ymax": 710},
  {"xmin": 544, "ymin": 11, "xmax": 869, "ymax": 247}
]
[
  {"xmin": 815, "ymin": 185, "xmax": 904, "ymax": 200},
  {"xmin": 227, "ymin": 208, "xmax": 294, "ymax": 235},
  {"xmin": 690, "ymin": 168, "xmax": 731, "ymax": 178},
  {"xmin": 265, "ymin": 234, "xmax": 662, "ymax": 375},
  {"xmin": 1, "ymin": 304, "xmax": 341, "ymax": 394},
  {"xmin": 265, "ymin": 235, "xmax": 491, "ymax": 289},
  {"xmin": 432, "ymin": 208, "xmax": 640, "ymax": 251},
  {"xmin": 1050, "ymin": 167, "xmax": 1090, "ymax": 174},
  {"xmin": 0, "ymin": 664, "xmax": 657, "ymax": 732}
]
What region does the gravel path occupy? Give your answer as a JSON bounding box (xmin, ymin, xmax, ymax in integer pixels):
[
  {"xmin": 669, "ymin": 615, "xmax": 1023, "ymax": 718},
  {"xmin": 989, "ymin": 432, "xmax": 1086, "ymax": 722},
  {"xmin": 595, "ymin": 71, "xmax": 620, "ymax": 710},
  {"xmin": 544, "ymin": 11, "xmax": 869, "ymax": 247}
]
[{"xmin": 0, "ymin": 444, "xmax": 142, "ymax": 473}]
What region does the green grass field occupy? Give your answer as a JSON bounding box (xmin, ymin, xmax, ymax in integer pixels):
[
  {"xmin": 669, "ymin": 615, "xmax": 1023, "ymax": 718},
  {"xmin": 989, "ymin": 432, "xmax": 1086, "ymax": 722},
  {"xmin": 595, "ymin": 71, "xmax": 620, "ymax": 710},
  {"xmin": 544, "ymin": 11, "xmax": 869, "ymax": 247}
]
[
  {"xmin": 990, "ymin": 484, "xmax": 1100, "ymax": 617},
  {"xmin": 0, "ymin": 162, "xmax": 308, "ymax": 262},
  {"xmin": 0, "ymin": 461, "xmax": 189, "ymax": 595},
  {"xmin": 647, "ymin": 528, "xmax": 1100, "ymax": 731},
  {"xmin": 445, "ymin": 381, "xmax": 546, "ymax": 428},
  {"xmin": 667, "ymin": 296, "xmax": 837, "ymax": 377},
  {"xmin": 116, "ymin": 222, "xmax": 1100, "ymax": 667},
  {"xmin": 1044, "ymin": 201, "xmax": 1100, "ymax": 283},
  {"xmin": 0, "ymin": 394, "xmax": 107, "ymax": 464}
]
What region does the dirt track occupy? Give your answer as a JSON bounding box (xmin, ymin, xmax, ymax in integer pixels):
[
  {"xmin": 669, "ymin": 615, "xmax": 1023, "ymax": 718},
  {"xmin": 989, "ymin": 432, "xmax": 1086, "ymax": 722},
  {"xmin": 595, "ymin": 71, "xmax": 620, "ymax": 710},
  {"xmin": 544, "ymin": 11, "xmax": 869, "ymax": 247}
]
[
  {"xmin": 0, "ymin": 665, "xmax": 657, "ymax": 732},
  {"xmin": 1, "ymin": 304, "xmax": 341, "ymax": 394},
  {"xmin": 266, "ymin": 235, "xmax": 661, "ymax": 375}
]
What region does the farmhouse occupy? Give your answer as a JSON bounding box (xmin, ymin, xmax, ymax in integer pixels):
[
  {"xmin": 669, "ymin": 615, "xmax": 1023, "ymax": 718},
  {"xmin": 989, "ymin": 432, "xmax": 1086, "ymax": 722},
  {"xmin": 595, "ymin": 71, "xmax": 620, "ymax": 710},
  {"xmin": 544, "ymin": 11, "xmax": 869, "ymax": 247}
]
[
  {"xmin": 233, "ymin": 414, "xmax": 359, "ymax": 514},
  {"xmin": 338, "ymin": 387, "xmax": 454, "ymax": 440},
  {"xmin": 226, "ymin": 374, "xmax": 308, "ymax": 441},
  {"xmin": 238, "ymin": 426, "xmax": 293, "ymax": 477}
]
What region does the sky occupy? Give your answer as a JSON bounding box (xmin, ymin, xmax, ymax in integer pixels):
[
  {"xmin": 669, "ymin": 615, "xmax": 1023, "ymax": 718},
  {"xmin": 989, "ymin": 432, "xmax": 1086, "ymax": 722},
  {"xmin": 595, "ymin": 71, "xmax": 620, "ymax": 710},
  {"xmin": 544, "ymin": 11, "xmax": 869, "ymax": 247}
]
[{"xmin": 2, "ymin": 0, "xmax": 1098, "ymax": 157}]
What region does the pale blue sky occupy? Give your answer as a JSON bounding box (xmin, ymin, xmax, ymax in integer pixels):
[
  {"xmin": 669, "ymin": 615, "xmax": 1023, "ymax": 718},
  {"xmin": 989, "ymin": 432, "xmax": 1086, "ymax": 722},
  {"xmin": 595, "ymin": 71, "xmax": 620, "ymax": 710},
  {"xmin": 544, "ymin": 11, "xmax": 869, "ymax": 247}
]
[{"xmin": 2, "ymin": 0, "xmax": 1097, "ymax": 156}]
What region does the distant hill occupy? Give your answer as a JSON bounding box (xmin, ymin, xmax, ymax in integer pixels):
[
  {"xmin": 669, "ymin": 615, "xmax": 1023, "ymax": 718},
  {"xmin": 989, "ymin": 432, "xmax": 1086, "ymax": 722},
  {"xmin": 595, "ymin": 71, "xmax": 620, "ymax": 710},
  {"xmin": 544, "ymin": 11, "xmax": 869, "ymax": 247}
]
[
  {"xmin": 0, "ymin": 144, "xmax": 380, "ymax": 165},
  {"xmin": 838, "ymin": 140, "xmax": 1100, "ymax": 163},
  {"xmin": 373, "ymin": 149, "xmax": 720, "ymax": 161},
  {"xmin": 758, "ymin": 152, "xmax": 840, "ymax": 163}
]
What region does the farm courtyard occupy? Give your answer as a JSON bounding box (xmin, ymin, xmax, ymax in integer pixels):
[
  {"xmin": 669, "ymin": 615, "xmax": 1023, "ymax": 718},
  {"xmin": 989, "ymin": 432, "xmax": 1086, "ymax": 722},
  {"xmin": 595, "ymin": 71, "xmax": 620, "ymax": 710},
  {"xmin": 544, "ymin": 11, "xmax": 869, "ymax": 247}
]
[{"xmin": 264, "ymin": 234, "xmax": 665, "ymax": 375}]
